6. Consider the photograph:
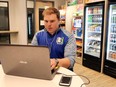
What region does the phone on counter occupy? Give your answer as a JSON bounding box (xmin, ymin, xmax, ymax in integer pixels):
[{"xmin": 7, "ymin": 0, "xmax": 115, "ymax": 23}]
[{"xmin": 59, "ymin": 75, "xmax": 72, "ymax": 86}]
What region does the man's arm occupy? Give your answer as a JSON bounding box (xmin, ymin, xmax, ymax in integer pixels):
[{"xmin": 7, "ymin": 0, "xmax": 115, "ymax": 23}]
[
  {"xmin": 51, "ymin": 34, "xmax": 76, "ymax": 70},
  {"xmin": 64, "ymin": 34, "xmax": 76, "ymax": 69},
  {"xmin": 50, "ymin": 58, "xmax": 70, "ymax": 70}
]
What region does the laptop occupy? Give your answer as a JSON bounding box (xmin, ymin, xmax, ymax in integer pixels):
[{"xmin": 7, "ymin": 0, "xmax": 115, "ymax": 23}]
[{"xmin": 0, "ymin": 44, "xmax": 59, "ymax": 80}]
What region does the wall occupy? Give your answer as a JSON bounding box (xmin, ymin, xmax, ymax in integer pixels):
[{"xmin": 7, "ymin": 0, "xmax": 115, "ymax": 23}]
[
  {"xmin": 65, "ymin": 5, "xmax": 77, "ymax": 33},
  {"xmin": 0, "ymin": 0, "xmax": 8, "ymax": 1},
  {"xmin": 35, "ymin": 0, "xmax": 66, "ymax": 31},
  {"xmin": 27, "ymin": 0, "xmax": 34, "ymax": 8},
  {"xmin": 35, "ymin": 1, "xmax": 53, "ymax": 31},
  {"xmin": 0, "ymin": 2, "xmax": 7, "ymax": 7},
  {"xmin": 9, "ymin": 0, "xmax": 27, "ymax": 44},
  {"xmin": 1, "ymin": 0, "xmax": 66, "ymax": 44},
  {"xmin": 42, "ymin": 0, "xmax": 65, "ymax": 8}
]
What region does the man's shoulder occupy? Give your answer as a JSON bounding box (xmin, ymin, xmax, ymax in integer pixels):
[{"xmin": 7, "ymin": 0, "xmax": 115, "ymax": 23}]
[
  {"xmin": 36, "ymin": 29, "xmax": 45, "ymax": 35},
  {"xmin": 60, "ymin": 28, "xmax": 73, "ymax": 38},
  {"xmin": 37, "ymin": 29, "xmax": 45, "ymax": 33}
]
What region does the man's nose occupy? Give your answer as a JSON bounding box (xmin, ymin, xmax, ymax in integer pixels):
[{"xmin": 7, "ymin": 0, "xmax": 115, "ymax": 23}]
[{"xmin": 47, "ymin": 22, "xmax": 51, "ymax": 26}]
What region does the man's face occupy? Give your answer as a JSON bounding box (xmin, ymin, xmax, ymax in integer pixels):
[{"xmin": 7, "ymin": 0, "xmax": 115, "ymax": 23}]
[{"xmin": 44, "ymin": 14, "xmax": 60, "ymax": 35}]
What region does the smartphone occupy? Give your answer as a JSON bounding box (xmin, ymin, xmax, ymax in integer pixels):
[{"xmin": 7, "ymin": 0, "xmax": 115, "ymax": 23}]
[{"xmin": 59, "ymin": 75, "xmax": 72, "ymax": 86}]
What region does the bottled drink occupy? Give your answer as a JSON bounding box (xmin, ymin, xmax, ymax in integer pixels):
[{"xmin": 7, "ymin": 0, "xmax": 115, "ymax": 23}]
[
  {"xmin": 114, "ymin": 52, "xmax": 116, "ymax": 59},
  {"xmin": 114, "ymin": 15, "xmax": 116, "ymax": 23},
  {"xmin": 111, "ymin": 16, "xmax": 113, "ymax": 23},
  {"xmin": 98, "ymin": 7, "xmax": 100, "ymax": 14},
  {"xmin": 109, "ymin": 51, "xmax": 112, "ymax": 58},
  {"xmin": 110, "ymin": 44, "xmax": 112, "ymax": 50},
  {"xmin": 112, "ymin": 52, "xmax": 114, "ymax": 59},
  {"xmin": 114, "ymin": 26, "xmax": 116, "ymax": 33},
  {"xmin": 99, "ymin": 8, "xmax": 102, "ymax": 14},
  {"xmin": 96, "ymin": 15, "xmax": 99, "ymax": 23},
  {"xmin": 114, "ymin": 44, "xmax": 116, "ymax": 51},
  {"xmin": 113, "ymin": 15, "xmax": 115, "ymax": 23},
  {"xmin": 113, "ymin": 26, "xmax": 114, "ymax": 33},
  {"xmin": 92, "ymin": 15, "xmax": 94, "ymax": 22},
  {"xmin": 111, "ymin": 25, "xmax": 114, "ymax": 33},
  {"xmin": 100, "ymin": 15, "xmax": 102, "ymax": 23}
]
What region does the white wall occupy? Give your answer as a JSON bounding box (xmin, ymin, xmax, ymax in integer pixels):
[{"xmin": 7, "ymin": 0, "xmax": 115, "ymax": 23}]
[
  {"xmin": 0, "ymin": 0, "xmax": 66, "ymax": 44},
  {"xmin": 0, "ymin": 2, "xmax": 7, "ymax": 7},
  {"xmin": 65, "ymin": 5, "xmax": 77, "ymax": 33},
  {"xmin": 42, "ymin": 0, "xmax": 65, "ymax": 8},
  {"xmin": 0, "ymin": 0, "xmax": 8, "ymax": 1},
  {"xmin": 9, "ymin": 0, "xmax": 27, "ymax": 44},
  {"xmin": 27, "ymin": 1, "xmax": 34, "ymax": 8}
]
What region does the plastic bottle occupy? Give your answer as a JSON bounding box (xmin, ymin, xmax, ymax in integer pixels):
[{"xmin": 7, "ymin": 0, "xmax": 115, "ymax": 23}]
[{"xmin": 109, "ymin": 51, "xmax": 112, "ymax": 58}]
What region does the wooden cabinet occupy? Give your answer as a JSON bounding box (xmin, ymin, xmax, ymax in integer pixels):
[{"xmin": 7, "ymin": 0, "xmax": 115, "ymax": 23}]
[
  {"xmin": 59, "ymin": 8, "xmax": 66, "ymax": 29},
  {"xmin": 72, "ymin": 15, "xmax": 83, "ymax": 64}
]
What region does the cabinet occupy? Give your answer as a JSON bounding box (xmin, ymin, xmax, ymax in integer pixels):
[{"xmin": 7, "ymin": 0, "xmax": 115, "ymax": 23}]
[
  {"xmin": 0, "ymin": 31, "xmax": 18, "ymax": 44},
  {"xmin": 59, "ymin": 6, "xmax": 66, "ymax": 29},
  {"xmin": 60, "ymin": 13, "xmax": 65, "ymax": 29},
  {"xmin": 72, "ymin": 16, "xmax": 83, "ymax": 64}
]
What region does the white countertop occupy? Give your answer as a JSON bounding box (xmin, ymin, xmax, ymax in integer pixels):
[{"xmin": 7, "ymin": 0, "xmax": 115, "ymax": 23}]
[{"xmin": 0, "ymin": 65, "xmax": 85, "ymax": 87}]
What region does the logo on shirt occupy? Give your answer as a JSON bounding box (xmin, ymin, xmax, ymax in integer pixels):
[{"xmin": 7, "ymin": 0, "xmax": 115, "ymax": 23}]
[{"xmin": 56, "ymin": 37, "xmax": 64, "ymax": 45}]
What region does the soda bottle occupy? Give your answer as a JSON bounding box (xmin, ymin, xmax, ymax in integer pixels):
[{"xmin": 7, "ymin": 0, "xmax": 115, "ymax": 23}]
[{"xmin": 111, "ymin": 25, "xmax": 113, "ymax": 33}]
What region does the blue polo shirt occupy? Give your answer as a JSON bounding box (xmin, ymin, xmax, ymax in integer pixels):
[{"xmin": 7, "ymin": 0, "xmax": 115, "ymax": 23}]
[{"xmin": 31, "ymin": 28, "xmax": 76, "ymax": 69}]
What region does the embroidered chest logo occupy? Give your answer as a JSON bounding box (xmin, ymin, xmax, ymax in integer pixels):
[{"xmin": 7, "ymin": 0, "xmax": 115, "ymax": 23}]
[{"xmin": 56, "ymin": 37, "xmax": 64, "ymax": 45}]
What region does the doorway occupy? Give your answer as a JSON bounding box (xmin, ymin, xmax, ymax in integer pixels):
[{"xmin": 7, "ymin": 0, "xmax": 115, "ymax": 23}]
[{"xmin": 39, "ymin": 8, "xmax": 44, "ymax": 30}]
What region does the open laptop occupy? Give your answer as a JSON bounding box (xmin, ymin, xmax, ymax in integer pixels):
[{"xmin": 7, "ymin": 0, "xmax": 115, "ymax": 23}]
[{"xmin": 0, "ymin": 44, "xmax": 59, "ymax": 80}]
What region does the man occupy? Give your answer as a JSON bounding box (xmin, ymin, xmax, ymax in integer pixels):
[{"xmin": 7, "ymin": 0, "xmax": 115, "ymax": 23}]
[{"xmin": 31, "ymin": 7, "xmax": 76, "ymax": 71}]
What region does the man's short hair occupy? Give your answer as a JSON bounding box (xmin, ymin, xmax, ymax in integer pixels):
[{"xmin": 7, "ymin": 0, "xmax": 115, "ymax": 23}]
[{"xmin": 42, "ymin": 7, "xmax": 60, "ymax": 20}]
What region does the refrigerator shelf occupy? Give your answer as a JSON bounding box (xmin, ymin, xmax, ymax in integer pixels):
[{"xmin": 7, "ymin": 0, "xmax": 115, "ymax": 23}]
[
  {"xmin": 110, "ymin": 42, "xmax": 116, "ymax": 45},
  {"xmin": 110, "ymin": 50, "xmax": 116, "ymax": 52},
  {"xmin": 88, "ymin": 29, "xmax": 101, "ymax": 33},
  {"xmin": 77, "ymin": 50, "xmax": 82, "ymax": 53},
  {"xmin": 112, "ymin": 12, "xmax": 116, "ymax": 15},
  {"xmin": 75, "ymin": 35, "xmax": 82, "ymax": 39},
  {"xmin": 76, "ymin": 44, "xmax": 82, "ymax": 47},
  {"xmin": 88, "ymin": 22, "xmax": 102, "ymax": 24},
  {"xmin": 88, "ymin": 13, "xmax": 102, "ymax": 15},
  {"xmin": 107, "ymin": 58, "xmax": 116, "ymax": 62},
  {"xmin": 110, "ymin": 32, "xmax": 116, "ymax": 34},
  {"xmin": 85, "ymin": 51, "xmax": 100, "ymax": 58},
  {"xmin": 87, "ymin": 37, "xmax": 101, "ymax": 41},
  {"xmin": 87, "ymin": 45, "xmax": 100, "ymax": 49},
  {"xmin": 111, "ymin": 23, "xmax": 116, "ymax": 25}
]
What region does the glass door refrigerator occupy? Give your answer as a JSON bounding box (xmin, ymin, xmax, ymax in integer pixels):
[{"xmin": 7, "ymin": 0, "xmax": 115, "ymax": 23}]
[
  {"xmin": 103, "ymin": 2, "xmax": 116, "ymax": 78},
  {"xmin": 83, "ymin": 2, "xmax": 104, "ymax": 72}
]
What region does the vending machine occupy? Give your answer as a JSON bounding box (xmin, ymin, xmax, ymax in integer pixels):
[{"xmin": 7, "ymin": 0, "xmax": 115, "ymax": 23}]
[
  {"xmin": 103, "ymin": 2, "xmax": 116, "ymax": 78},
  {"xmin": 83, "ymin": 2, "xmax": 105, "ymax": 72}
]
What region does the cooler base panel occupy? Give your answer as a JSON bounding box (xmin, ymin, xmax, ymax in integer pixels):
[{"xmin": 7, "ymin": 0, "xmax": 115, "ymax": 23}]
[
  {"xmin": 103, "ymin": 66, "xmax": 116, "ymax": 78},
  {"xmin": 83, "ymin": 58, "xmax": 101, "ymax": 72}
]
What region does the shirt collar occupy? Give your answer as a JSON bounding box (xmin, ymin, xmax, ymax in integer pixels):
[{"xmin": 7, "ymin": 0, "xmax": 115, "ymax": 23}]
[{"xmin": 45, "ymin": 28, "xmax": 61, "ymax": 37}]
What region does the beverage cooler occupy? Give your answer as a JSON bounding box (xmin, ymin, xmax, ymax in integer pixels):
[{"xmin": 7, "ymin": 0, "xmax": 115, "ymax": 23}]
[
  {"xmin": 103, "ymin": 2, "xmax": 116, "ymax": 78},
  {"xmin": 83, "ymin": 2, "xmax": 104, "ymax": 72}
]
